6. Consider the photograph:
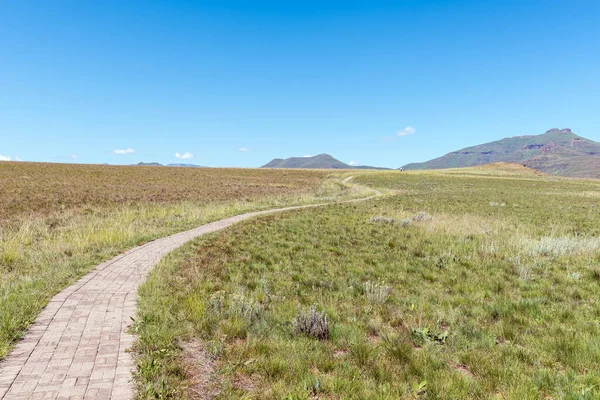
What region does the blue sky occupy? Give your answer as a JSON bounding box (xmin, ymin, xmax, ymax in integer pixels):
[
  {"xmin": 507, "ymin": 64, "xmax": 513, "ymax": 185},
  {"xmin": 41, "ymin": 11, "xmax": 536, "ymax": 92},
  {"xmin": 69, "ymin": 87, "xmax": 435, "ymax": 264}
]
[{"xmin": 1, "ymin": 1, "xmax": 599, "ymax": 168}]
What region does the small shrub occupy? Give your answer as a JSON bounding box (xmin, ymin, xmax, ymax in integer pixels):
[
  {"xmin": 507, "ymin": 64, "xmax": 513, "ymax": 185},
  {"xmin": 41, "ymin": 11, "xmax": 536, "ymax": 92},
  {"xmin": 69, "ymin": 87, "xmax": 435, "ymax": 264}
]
[
  {"xmin": 228, "ymin": 293, "xmax": 262, "ymax": 323},
  {"xmin": 208, "ymin": 291, "xmax": 226, "ymax": 316},
  {"xmin": 519, "ymin": 266, "xmax": 531, "ymax": 281},
  {"xmin": 569, "ymin": 272, "xmax": 581, "ymax": 281},
  {"xmin": 411, "ymin": 327, "xmax": 449, "ymax": 345},
  {"xmin": 412, "ymin": 212, "xmax": 432, "ymax": 222},
  {"xmin": 435, "ymin": 253, "xmax": 456, "ymax": 270},
  {"xmin": 364, "ymin": 280, "xmax": 390, "ymax": 304},
  {"xmin": 207, "ymin": 290, "xmax": 262, "ymax": 323},
  {"xmin": 368, "ymin": 216, "xmax": 396, "ymax": 224},
  {"xmin": 293, "ymin": 305, "xmax": 330, "ymax": 340},
  {"xmin": 400, "ymin": 218, "xmax": 412, "ymax": 227}
]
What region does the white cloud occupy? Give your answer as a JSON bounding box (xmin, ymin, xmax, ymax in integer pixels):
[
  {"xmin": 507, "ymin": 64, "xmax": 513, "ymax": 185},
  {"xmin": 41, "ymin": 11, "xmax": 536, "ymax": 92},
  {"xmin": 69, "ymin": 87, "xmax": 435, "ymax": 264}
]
[
  {"xmin": 238, "ymin": 147, "xmax": 249, "ymax": 152},
  {"xmin": 175, "ymin": 151, "xmax": 194, "ymax": 159},
  {"xmin": 0, "ymin": 155, "xmax": 11, "ymax": 161},
  {"xmin": 397, "ymin": 126, "xmax": 416, "ymax": 136},
  {"xmin": 348, "ymin": 160, "xmax": 358, "ymax": 166},
  {"xmin": 113, "ymin": 148, "xmax": 135, "ymax": 154},
  {"xmin": 70, "ymin": 155, "xmax": 78, "ymax": 160},
  {"xmin": 15, "ymin": 157, "xmax": 23, "ymax": 162},
  {"xmin": 303, "ymin": 154, "xmax": 312, "ymax": 158}
]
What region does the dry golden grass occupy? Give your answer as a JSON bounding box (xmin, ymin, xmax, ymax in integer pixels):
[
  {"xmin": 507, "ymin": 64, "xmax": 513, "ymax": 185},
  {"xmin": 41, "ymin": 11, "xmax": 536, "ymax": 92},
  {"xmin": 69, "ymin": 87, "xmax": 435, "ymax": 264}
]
[
  {"xmin": 439, "ymin": 162, "xmax": 549, "ymax": 177},
  {"xmin": 474, "ymin": 162, "xmax": 548, "ymax": 174},
  {"xmin": 0, "ymin": 162, "xmax": 330, "ymax": 221}
]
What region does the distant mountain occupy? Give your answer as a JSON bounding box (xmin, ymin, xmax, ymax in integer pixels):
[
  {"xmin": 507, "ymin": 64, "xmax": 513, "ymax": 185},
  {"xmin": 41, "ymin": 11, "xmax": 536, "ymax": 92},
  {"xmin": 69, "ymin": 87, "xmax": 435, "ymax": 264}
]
[
  {"xmin": 403, "ymin": 128, "xmax": 600, "ymax": 179},
  {"xmin": 263, "ymin": 154, "xmax": 350, "ymax": 169},
  {"xmin": 261, "ymin": 154, "xmax": 389, "ymax": 170},
  {"xmin": 132, "ymin": 162, "xmax": 207, "ymax": 168},
  {"xmin": 167, "ymin": 163, "xmax": 207, "ymax": 168}
]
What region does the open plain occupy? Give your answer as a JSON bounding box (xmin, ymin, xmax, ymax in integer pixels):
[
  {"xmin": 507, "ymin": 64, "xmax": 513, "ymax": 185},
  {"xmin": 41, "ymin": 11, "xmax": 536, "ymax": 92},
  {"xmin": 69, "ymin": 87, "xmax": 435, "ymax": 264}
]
[
  {"xmin": 132, "ymin": 165, "xmax": 600, "ymax": 399},
  {"xmin": 2, "ymin": 163, "xmax": 600, "ymax": 399}
]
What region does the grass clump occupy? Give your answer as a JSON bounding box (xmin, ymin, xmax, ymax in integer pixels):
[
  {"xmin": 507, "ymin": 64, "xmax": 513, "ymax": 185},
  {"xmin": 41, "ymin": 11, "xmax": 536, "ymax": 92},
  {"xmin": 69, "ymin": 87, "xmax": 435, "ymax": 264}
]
[
  {"xmin": 209, "ymin": 291, "xmax": 262, "ymax": 323},
  {"xmin": 292, "ymin": 305, "xmax": 330, "ymax": 340},
  {"xmin": 364, "ymin": 280, "xmax": 390, "ymax": 304},
  {"xmin": 381, "ymin": 332, "xmax": 414, "ymax": 364},
  {"xmin": 525, "ymin": 235, "xmax": 600, "ymax": 257}
]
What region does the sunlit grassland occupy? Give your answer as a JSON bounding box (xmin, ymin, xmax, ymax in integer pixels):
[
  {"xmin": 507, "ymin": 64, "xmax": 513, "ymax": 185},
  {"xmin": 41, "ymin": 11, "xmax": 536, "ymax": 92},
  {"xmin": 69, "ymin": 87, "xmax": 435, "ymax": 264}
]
[
  {"xmin": 134, "ymin": 168, "xmax": 600, "ymax": 399},
  {"xmin": 0, "ymin": 162, "xmax": 362, "ymax": 359}
]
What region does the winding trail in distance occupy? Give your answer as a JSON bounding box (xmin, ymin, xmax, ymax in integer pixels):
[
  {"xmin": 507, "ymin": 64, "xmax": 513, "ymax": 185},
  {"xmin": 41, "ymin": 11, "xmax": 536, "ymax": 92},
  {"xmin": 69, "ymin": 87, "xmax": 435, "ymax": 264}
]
[{"xmin": 0, "ymin": 176, "xmax": 381, "ymax": 399}]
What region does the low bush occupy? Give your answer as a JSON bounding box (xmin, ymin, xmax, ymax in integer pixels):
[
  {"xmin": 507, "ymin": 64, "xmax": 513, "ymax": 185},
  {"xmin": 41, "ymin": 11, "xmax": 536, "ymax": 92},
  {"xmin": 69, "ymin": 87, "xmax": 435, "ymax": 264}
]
[{"xmin": 292, "ymin": 306, "xmax": 330, "ymax": 340}]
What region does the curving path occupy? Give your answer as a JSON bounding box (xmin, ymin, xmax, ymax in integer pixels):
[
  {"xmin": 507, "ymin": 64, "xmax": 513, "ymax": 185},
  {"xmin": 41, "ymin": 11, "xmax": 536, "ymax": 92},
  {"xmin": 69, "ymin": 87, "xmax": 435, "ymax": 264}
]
[{"xmin": 0, "ymin": 177, "xmax": 380, "ymax": 399}]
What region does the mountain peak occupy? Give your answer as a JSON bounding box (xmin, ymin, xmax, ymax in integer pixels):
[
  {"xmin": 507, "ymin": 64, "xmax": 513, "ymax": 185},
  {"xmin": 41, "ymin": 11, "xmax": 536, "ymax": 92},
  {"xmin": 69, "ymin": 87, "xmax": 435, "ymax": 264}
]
[
  {"xmin": 545, "ymin": 128, "xmax": 572, "ymax": 134},
  {"xmin": 261, "ymin": 154, "xmax": 351, "ymax": 169}
]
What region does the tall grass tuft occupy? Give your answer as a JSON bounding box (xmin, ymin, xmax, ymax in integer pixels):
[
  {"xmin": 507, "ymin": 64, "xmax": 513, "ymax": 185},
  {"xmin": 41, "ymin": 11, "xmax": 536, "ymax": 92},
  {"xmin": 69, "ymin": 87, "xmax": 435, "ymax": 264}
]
[
  {"xmin": 525, "ymin": 236, "xmax": 600, "ymax": 257},
  {"xmin": 208, "ymin": 291, "xmax": 262, "ymax": 323},
  {"xmin": 364, "ymin": 280, "xmax": 390, "ymax": 304},
  {"xmin": 228, "ymin": 293, "xmax": 262, "ymax": 323}
]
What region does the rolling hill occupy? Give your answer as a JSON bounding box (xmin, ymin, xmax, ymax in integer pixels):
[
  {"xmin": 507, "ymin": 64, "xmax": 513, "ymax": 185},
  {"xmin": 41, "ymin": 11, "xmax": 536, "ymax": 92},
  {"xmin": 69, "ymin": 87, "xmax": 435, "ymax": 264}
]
[
  {"xmin": 403, "ymin": 128, "xmax": 600, "ymax": 178},
  {"xmin": 261, "ymin": 154, "xmax": 388, "ymax": 170}
]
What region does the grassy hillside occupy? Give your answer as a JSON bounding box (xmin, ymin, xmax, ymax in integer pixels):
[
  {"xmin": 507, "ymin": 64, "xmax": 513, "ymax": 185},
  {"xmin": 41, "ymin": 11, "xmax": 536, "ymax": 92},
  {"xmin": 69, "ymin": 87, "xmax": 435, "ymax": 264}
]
[
  {"xmin": 404, "ymin": 129, "xmax": 600, "ymax": 178},
  {"xmin": 134, "ymin": 167, "xmax": 600, "ymax": 399},
  {"xmin": 0, "ymin": 162, "xmax": 359, "ymax": 359}
]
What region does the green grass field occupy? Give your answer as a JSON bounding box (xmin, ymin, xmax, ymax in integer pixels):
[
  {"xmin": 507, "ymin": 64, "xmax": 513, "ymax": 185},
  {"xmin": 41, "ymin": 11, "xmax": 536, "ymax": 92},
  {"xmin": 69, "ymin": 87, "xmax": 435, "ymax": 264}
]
[
  {"xmin": 0, "ymin": 163, "xmax": 362, "ymax": 360},
  {"xmin": 134, "ymin": 167, "xmax": 600, "ymax": 399}
]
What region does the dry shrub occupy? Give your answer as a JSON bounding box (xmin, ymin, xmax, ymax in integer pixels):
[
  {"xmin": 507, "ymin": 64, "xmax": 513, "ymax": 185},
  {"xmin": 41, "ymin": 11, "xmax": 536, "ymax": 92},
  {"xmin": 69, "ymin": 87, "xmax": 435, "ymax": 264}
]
[
  {"xmin": 412, "ymin": 212, "xmax": 432, "ymax": 222},
  {"xmin": 364, "ymin": 280, "xmax": 390, "ymax": 304},
  {"xmin": 293, "ymin": 306, "xmax": 330, "ymax": 340}
]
